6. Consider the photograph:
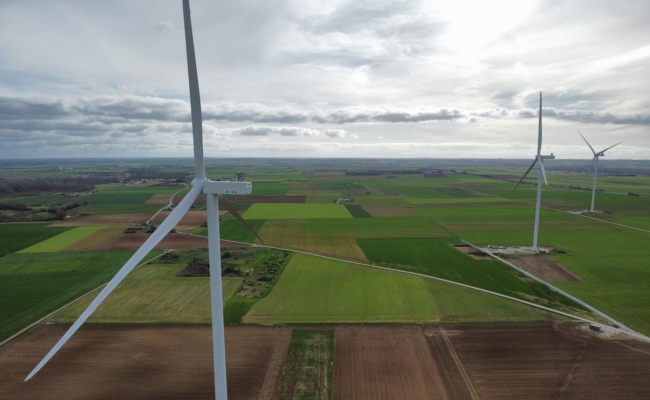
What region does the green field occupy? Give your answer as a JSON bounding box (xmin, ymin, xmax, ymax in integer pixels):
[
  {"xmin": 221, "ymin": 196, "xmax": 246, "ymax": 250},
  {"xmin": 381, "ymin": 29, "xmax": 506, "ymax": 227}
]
[
  {"xmin": 244, "ymin": 204, "xmax": 353, "ymax": 220},
  {"xmin": 190, "ymin": 219, "xmax": 266, "ymax": 243},
  {"xmin": 84, "ymin": 192, "xmax": 156, "ymax": 205},
  {"xmin": 0, "ymin": 193, "xmax": 69, "ymax": 206},
  {"xmin": 407, "ymin": 197, "xmax": 515, "ymax": 204},
  {"xmin": 0, "ymin": 223, "xmax": 71, "ymax": 254},
  {"xmin": 250, "ymin": 182, "xmax": 291, "ymax": 196},
  {"xmin": 299, "ymin": 217, "xmax": 449, "ymax": 238},
  {"xmin": 357, "ymin": 237, "xmax": 586, "ymax": 315},
  {"xmin": 17, "ymin": 226, "xmax": 106, "ymax": 253},
  {"xmin": 454, "ymin": 226, "xmax": 650, "ymax": 334},
  {"xmin": 52, "ymin": 263, "xmax": 241, "ymax": 323},
  {"xmin": 344, "ymin": 204, "xmax": 372, "ymax": 218},
  {"xmin": 73, "ymin": 203, "xmax": 163, "ymax": 215},
  {"xmin": 0, "ymin": 251, "xmax": 152, "ymax": 342},
  {"xmin": 2, "ymin": 158, "xmax": 649, "ymax": 340},
  {"xmin": 245, "ymin": 253, "xmax": 559, "ymax": 324}
]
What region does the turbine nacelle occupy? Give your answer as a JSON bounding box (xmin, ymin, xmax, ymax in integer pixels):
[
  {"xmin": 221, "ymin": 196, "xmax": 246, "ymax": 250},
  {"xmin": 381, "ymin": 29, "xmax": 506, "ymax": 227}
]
[
  {"xmin": 203, "ymin": 180, "xmax": 252, "ymax": 195},
  {"xmin": 577, "ymin": 131, "xmax": 621, "ymax": 213},
  {"xmin": 578, "ymin": 130, "xmax": 621, "ymax": 169}
]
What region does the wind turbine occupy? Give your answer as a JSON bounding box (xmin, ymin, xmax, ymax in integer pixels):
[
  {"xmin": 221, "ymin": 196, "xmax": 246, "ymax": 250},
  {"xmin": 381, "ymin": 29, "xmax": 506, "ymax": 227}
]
[
  {"xmin": 578, "ymin": 131, "xmax": 621, "ymax": 213},
  {"xmin": 25, "ymin": 2, "xmax": 262, "ymax": 399},
  {"xmin": 514, "ymin": 92, "xmax": 555, "ymax": 252}
]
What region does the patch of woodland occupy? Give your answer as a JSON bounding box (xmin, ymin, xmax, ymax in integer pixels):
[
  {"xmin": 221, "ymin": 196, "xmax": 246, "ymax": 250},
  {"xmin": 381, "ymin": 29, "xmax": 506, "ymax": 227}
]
[
  {"xmin": 0, "ymin": 201, "xmax": 85, "ymax": 222},
  {"xmin": 173, "ymin": 247, "xmax": 291, "ymax": 299}
]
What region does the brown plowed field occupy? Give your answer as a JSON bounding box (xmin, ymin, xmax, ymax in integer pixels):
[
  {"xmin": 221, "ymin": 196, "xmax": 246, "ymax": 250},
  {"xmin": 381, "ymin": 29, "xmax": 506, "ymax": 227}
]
[
  {"xmin": 361, "ymin": 205, "xmax": 416, "ymax": 217},
  {"xmin": 152, "ymin": 210, "xmax": 207, "ymax": 231},
  {"xmin": 0, "ymin": 324, "xmax": 290, "ymax": 400},
  {"xmin": 2, "ymin": 323, "xmax": 649, "ymax": 399},
  {"xmin": 98, "ymin": 233, "xmax": 246, "ymax": 250},
  {"xmin": 441, "ymin": 323, "xmax": 650, "ymax": 399},
  {"xmin": 51, "ymin": 213, "xmax": 150, "ymax": 226},
  {"xmin": 333, "ymin": 326, "xmax": 455, "ymax": 399},
  {"xmin": 505, "ymin": 254, "xmax": 581, "ymax": 282}
]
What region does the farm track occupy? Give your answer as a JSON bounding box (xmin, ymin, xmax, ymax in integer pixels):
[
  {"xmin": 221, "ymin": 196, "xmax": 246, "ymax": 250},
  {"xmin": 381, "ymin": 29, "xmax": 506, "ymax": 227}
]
[
  {"xmin": 4, "ymin": 323, "xmax": 650, "ymax": 399},
  {"xmin": 181, "ymin": 231, "xmax": 643, "ymax": 340}
]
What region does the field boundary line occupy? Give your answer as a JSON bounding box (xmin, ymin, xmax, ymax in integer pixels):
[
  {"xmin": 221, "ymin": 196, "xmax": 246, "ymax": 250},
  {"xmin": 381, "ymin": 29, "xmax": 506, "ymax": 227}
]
[
  {"xmin": 0, "ymin": 250, "xmax": 172, "ymax": 349},
  {"xmin": 146, "ymin": 187, "xmax": 188, "ymax": 225},
  {"xmin": 461, "ymin": 239, "xmax": 650, "ymax": 343},
  {"xmin": 556, "ymin": 208, "xmax": 650, "ymax": 234},
  {"xmin": 178, "ymin": 232, "xmax": 639, "ymax": 338},
  {"xmin": 439, "ymin": 326, "xmax": 479, "ymax": 400}
]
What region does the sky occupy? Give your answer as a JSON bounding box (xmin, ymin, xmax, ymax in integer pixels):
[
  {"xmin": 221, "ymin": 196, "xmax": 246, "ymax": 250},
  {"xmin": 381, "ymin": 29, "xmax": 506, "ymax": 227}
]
[{"xmin": 0, "ymin": 0, "xmax": 649, "ymax": 159}]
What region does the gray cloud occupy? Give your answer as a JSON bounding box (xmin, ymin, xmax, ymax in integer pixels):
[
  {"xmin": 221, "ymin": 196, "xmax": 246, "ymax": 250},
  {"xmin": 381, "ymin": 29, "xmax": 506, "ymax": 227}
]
[
  {"xmin": 2, "ymin": 95, "xmax": 650, "ymax": 131},
  {"xmin": 232, "ymin": 126, "xmax": 344, "ymax": 137},
  {"xmin": 0, "ymin": 97, "xmax": 68, "ymax": 121}
]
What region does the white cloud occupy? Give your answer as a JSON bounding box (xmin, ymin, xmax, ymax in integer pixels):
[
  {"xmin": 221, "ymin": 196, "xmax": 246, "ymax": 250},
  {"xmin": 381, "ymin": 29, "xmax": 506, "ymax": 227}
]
[{"xmin": 0, "ymin": 0, "xmax": 648, "ymax": 158}]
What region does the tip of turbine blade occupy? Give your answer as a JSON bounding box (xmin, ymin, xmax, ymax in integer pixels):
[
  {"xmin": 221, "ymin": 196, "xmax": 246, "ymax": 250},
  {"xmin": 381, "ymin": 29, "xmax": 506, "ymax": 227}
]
[{"xmin": 25, "ymin": 369, "xmax": 38, "ymax": 381}]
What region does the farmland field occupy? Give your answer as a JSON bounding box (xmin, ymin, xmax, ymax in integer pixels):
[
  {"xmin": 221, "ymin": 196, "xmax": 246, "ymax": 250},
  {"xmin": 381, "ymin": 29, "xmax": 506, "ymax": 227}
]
[
  {"xmin": 190, "ymin": 219, "xmax": 266, "ymax": 244},
  {"xmin": 52, "ymin": 263, "xmax": 241, "ymax": 324},
  {"xmin": 344, "ymin": 204, "xmax": 372, "ymax": 218},
  {"xmin": 259, "ymin": 220, "xmax": 369, "ymax": 261},
  {"xmin": 0, "ymin": 223, "xmax": 71, "ymax": 254},
  {"xmin": 245, "ymin": 253, "xmax": 560, "ymax": 324},
  {"xmin": 357, "ymin": 237, "xmax": 586, "ymax": 316},
  {"xmin": 0, "ymin": 251, "xmax": 150, "ymax": 342},
  {"xmin": 4, "ymin": 323, "xmax": 648, "ymax": 399},
  {"xmin": 299, "ymin": 217, "xmax": 449, "ymax": 238},
  {"xmin": 454, "ymin": 225, "xmax": 650, "ymax": 334},
  {"xmin": 243, "ymin": 204, "xmax": 352, "ymax": 220},
  {"xmin": 60, "ymin": 226, "xmax": 128, "ymax": 251},
  {"xmin": 17, "ymin": 226, "xmax": 106, "ymax": 253},
  {"xmin": 251, "ymin": 182, "xmax": 291, "ymax": 196},
  {"xmin": 2, "ymin": 157, "xmax": 650, "ymax": 388}
]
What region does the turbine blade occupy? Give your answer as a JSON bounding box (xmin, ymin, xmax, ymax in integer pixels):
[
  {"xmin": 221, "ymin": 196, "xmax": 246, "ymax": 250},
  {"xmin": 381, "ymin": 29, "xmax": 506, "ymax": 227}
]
[
  {"xmin": 183, "ymin": 0, "xmax": 205, "ymax": 180},
  {"xmin": 25, "ymin": 186, "xmax": 203, "ymax": 381},
  {"xmin": 599, "ymin": 141, "xmax": 622, "ymax": 154},
  {"xmin": 514, "ymin": 159, "xmax": 537, "ymax": 190},
  {"xmin": 218, "ymin": 195, "xmax": 264, "ymax": 244},
  {"xmin": 577, "ymin": 130, "xmax": 596, "ymax": 155},
  {"xmin": 539, "ymin": 158, "xmax": 548, "ymax": 185},
  {"xmin": 537, "ymin": 92, "xmax": 542, "ymax": 156},
  {"xmin": 591, "ymin": 155, "xmax": 597, "ymax": 168}
]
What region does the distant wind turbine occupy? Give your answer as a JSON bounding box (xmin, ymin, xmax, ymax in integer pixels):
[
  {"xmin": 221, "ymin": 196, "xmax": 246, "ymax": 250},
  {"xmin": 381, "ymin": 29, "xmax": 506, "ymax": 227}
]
[
  {"xmin": 578, "ymin": 131, "xmax": 621, "ymax": 213},
  {"xmin": 514, "ymin": 92, "xmax": 555, "ymax": 252},
  {"xmin": 25, "ymin": 1, "xmax": 261, "ymax": 399}
]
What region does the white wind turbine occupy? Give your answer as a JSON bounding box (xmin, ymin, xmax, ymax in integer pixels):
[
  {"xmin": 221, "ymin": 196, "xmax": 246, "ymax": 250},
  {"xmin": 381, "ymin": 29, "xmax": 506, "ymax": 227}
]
[
  {"xmin": 25, "ymin": 1, "xmax": 262, "ymax": 399},
  {"xmin": 578, "ymin": 131, "xmax": 621, "ymax": 213},
  {"xmin": 514, "ymin": 92, "xmax": 555, "ymax": 252}
]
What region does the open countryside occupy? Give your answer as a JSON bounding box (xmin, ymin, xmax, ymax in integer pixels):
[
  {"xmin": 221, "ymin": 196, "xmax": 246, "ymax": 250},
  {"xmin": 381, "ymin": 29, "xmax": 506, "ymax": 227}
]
[{"xmin": 1, "ymin": 158, "xmax": 650, "ymax": 399}]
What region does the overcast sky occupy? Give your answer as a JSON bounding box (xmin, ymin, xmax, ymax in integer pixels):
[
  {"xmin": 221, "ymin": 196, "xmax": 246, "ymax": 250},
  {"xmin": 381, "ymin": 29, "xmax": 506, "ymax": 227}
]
[{"xmin": 1, "ymin": 0, "xmax": 649, "ymax": 159}]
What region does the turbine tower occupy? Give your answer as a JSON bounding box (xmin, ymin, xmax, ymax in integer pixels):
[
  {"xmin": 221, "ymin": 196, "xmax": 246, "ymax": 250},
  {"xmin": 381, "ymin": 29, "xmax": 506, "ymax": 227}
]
[
  {"xmin": 25, "ymin": 2, "xmax": 262, "ymax": 399},
  {"xmin": 578, "ymin": 131, "xmax": 621, "ymax": 213},
  {"xmin": 514, "ymin": 92, "xmax": 555, "ymax": 252}
]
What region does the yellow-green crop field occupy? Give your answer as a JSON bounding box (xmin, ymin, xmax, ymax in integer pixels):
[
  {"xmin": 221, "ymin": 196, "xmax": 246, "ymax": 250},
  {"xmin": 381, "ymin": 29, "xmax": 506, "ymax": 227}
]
[
  {"xmin": 52, "ymin": 263, "xmax": 241, "ymax": 324},
  {"xmin": 17, "ymin": 226, "xmax": 106, "ymax": 253}
]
